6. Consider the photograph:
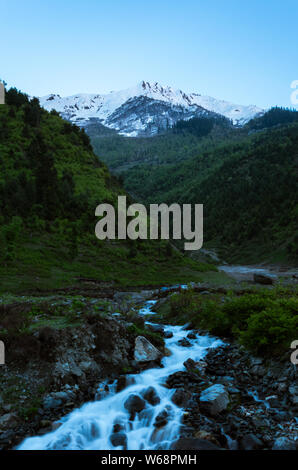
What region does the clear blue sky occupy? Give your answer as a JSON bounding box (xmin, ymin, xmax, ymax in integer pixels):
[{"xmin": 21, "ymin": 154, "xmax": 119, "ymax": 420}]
[{"xmin": 1, "ymin": 0, "xmax": 297, "ymax": 108}]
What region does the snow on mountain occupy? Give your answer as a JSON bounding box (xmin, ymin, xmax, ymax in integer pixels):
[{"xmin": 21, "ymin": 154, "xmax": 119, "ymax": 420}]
[{"xmin": 39, "ymin": 81, "xmax": 264, "ymax": 136}]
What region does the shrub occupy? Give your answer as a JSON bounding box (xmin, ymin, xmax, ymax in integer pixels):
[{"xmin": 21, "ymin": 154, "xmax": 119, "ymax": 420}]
[{"xmin": 240, "ymin": 306, "xmax": 298, "ymax": 355}]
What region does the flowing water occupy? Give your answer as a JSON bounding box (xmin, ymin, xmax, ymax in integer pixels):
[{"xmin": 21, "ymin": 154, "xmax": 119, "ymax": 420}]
[{"xmin": 18, "ymin": 298, "xmax": 222, "ymax": 450}]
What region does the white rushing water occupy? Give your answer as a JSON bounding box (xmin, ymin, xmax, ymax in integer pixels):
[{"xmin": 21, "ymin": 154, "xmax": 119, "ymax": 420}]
[{"xmin": 18, "ymin": 299, "xmax": 222, "ymax": 450}]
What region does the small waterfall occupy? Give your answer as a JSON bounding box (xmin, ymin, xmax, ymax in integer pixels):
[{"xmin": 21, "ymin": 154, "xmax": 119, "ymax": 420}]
[{"xmin": 18, "ymin": 298, "xmax": 222, "ymax": 450}]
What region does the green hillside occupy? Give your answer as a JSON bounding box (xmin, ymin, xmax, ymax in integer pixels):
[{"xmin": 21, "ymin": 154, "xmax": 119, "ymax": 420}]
[
  {"xmin": 113, "ymin": 113, "xmax": 298, "ymax": 264},
  {"xmin": 0, "ymin": 88, "xmax": 215, "ymax": 293}
]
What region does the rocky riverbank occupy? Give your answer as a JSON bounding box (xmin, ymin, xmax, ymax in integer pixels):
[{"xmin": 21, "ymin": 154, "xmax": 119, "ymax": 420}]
[
  {"xmin": 0, "ymin": 287, "xmax": 297, "ymax": 450},
  {"xmin": 169, "ymin": 336, "xmax": 297, "ymax": 450},
  {"xmin": 0, "ymin": 290, "xmax": 163, "ymax": 449}
]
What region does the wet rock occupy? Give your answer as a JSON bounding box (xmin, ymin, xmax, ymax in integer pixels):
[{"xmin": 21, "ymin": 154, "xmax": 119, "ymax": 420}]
[
  {"xmin": 110, "ymin": 432, "xmax": 127, "ymax": 448},
  {"xmin": 164, "ymin": 331, "xmax": 174, "ymax": 339},
  {"xmin": 142, "ymin": 387, "xmax": 160, "ymax": 406},
  {"xmin": 200, "ymin": 384, "xmax": 230, "ymax": 416},
  {"xmin": 113, "ymin": 422, "xmax": 125, "ymax": 433},
  {"xmin": 186, "ymin": 332, "xmax": 197, "ymax": 340},
  {"xmin": 134, "ymin": 336, "xmax": 162, "ymax": 363},
  {"xmin": 154, "ymin": 406, "xmax": 173, "ymax": 428},
  {"xmin": 171, "ymin": 388, "xmax": 192, "ymax": 407},
  {"xmin": 178, "ymin": 338, "xmax": 192, "ymax": 347},
  {"xmin": 116, "ymin": 376, "xmax": 127, "ymax": 392},
  {"xmin": 240, "ymin": 433, "xmax": 263, "ymax": 450},
  {"xmin": 253, "ymin": 273, "xmax": 274, "ymax": 285},
  {"xmin": 171, "ymin": 437, "xmax": 222, "ymax": 450},
  {"xmin": 272, "ymin": 437, "xmax": 296, "ymax": 450},
  {"xmin": 124, "ymin": 394, "xmax": 146, "ymax": 416}
]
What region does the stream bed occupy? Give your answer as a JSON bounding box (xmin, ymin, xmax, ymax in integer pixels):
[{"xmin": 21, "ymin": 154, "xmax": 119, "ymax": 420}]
[{"xmin": 18, "ymin": 300, "xmax": 223, "ymax": 450}]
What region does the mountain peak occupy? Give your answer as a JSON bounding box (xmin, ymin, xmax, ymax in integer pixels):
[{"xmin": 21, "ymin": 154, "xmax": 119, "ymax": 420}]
[{"xmin": 39, "ymin": 82, "xmax": 264, "ymax": 136}]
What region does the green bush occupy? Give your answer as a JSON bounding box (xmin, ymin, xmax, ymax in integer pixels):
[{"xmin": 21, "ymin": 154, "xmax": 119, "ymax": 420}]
[
  {"xmin": 160, "ymin": 287, "xmax": 298, "ymax": 356},
  {"xmin": 240, "ymin": 306, "xmax": 298, "ymax": 355}
]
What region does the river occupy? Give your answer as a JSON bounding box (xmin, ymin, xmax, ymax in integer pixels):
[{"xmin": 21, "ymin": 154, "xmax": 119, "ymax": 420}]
[{"xmin": 18, "ymin": 299, "xmax": 223, "ymax": 450}]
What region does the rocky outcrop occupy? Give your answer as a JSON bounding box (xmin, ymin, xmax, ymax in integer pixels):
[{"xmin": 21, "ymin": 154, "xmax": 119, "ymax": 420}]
[{"xmin": 0, "ymin": 310, "xmax": 140, "ymax": 450}]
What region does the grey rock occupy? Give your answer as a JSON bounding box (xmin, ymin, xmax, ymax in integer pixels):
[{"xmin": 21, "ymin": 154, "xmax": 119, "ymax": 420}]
[
  {"xmin": 164, "ymin": 330, "xmax": 174, "ymax": 339},
  {"xmin": 200, "ymin": 384, "xmax": 230, "ymax": 416},
  {"xmin": 134, "ymin": 336, "xmax": 162, "ymax": 363},
  {"xmin": 178, "ymin": 338, "xmax": 192, "ymax": 347}
]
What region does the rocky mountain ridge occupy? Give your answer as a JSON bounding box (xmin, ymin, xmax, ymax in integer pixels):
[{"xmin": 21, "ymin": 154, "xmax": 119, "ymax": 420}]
[{"xmin": 39, "ymin": 81, "xmax": 264, "ymax": 136}]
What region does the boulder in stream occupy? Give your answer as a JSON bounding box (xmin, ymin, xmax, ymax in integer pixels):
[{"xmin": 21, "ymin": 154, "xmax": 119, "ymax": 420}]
[
  {"xmin": 110, "ymin": 431, "xmax": 127, "ymax": 448},
  {"xmin": 141, "ymin": 386, "xmax": 160, "ymax": 406},
  {"xmin": 134, "ymin": 336, "xmax": 162, "ymax": 363},
  {"xmin": 124, "ymin": 394, "xmax": 146, "ymax": 416}
]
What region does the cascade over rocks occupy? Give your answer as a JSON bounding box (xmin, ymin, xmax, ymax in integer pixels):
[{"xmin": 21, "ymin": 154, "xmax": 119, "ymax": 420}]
[{"xmin": 4, "ymin": 289, "xmax": 297, "ymax": 451}]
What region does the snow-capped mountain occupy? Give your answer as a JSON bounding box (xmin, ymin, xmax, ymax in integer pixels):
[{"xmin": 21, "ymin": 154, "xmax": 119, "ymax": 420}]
[{"xmin": 39, "ymin": 81, "xmax": 264, "ymax": 137}]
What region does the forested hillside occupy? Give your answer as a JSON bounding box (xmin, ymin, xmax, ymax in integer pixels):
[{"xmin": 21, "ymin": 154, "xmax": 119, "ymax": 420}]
[
  {"xmin": 89, "ymin": 117, "xmax": 242, "ymax": 172},
  {"xmin": 114, "ymin": 112, "xmax": 298, "ymax": 263},
  {"xmin": 0, "ymin": 88, "xmax": 213, "ymax": 292}
]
